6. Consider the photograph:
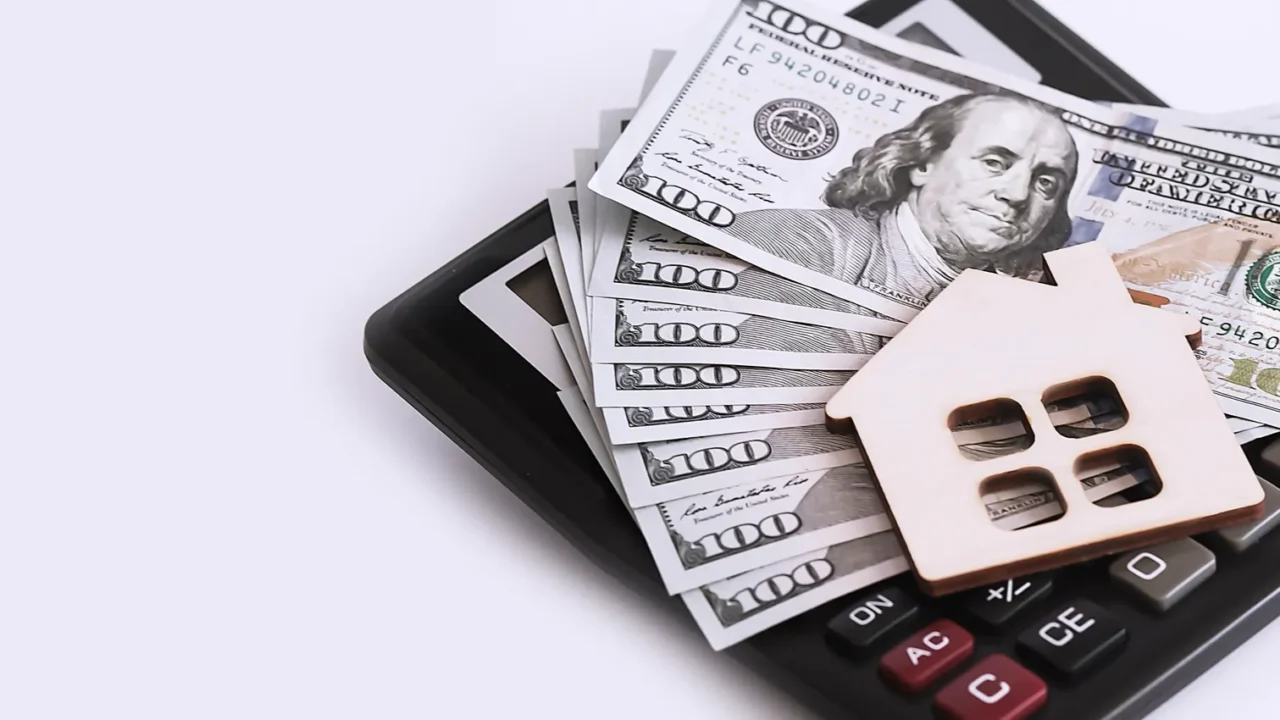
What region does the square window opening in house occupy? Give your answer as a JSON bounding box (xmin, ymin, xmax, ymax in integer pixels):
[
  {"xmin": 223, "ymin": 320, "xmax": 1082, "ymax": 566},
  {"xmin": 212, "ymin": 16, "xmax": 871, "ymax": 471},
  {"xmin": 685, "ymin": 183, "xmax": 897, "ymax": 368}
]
[
  {"xmin": 948, "ymin": 398, "xmax": 1033, "ymax": 461},
  {"xmin": 1074, "ymin": 444, "xmax": 1162, "ymax": 507},
  {"xmin": 980, "ymin": 467, "xmax": 1065, "ymax": 531},
  {"xmin": 1041, "ymin": 376, "xmax": 1129, "ymax": 438}
]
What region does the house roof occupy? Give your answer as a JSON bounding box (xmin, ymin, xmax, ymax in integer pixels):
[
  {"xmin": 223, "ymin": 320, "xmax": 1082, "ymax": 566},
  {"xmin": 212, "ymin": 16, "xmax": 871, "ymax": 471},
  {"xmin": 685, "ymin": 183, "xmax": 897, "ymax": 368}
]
[
  {"xmin": 823, "ymin": 242, "xmax": 1260, "ymax": 595},
  {"xmin": 833, "ymin": 243, "xmax": 1202, "ymax": 414}
]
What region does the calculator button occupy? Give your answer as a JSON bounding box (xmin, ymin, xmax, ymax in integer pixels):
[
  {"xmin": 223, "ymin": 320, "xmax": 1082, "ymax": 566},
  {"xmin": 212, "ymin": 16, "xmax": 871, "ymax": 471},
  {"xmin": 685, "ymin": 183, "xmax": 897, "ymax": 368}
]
[
  {"xmin": 826, "ymin": 586, "xmax": 918, "ymax": 653},
  {"xmin": 1016, "ymin": 599, "xmax": 1126, "ymax": 677},
  {"xmin": 878, "ymin": 619, "xmax": 974, "ymax": 694},
  {"xmin": 934, "ymin": 653, "xmax": 1046, "ymax": 720},
  {"xmin": 1213, "ymin": 477, "xmax": 1280, "ymax": 552},
  {"xmin": 962, "ymin": 575, "xmax": 1053, "ymax": 629},
  {"xmin": 1109, "ymin": 538, "xmax": 1215, "ymax": 611}
]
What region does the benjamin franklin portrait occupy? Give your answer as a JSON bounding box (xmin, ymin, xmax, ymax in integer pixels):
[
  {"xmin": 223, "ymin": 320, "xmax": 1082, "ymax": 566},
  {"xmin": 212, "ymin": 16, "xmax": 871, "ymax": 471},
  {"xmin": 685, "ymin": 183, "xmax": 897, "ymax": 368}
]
[{"xmin": 725, "ymin": 92, "xmax": 1079, "ymax": 308}]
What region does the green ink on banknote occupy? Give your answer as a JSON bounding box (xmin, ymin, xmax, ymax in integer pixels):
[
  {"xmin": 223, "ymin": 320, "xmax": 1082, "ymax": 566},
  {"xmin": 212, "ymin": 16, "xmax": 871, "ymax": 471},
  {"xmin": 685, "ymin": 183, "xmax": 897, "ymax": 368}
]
[{"xmin": 1246, "ymin": 250, "xmax": 1280, "ymax": 310}]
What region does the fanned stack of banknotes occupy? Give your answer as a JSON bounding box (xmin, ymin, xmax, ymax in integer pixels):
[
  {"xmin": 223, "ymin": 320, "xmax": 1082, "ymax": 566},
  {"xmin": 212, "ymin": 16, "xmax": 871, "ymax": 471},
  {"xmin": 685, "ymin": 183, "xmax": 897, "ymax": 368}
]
[{"xmin": 462, "ymin": 0, "xmax": 1280, "ymax": 650}]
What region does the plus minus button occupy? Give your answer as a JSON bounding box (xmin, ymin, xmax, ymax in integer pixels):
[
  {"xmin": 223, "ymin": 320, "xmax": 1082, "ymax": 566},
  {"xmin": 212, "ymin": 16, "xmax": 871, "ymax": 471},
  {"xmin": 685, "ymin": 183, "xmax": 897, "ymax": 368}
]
[
  {"xmin": 964, "ymin": 575, "xmax": 1053, "ymax": 630},
  {"xmin": 988, "ymin": 579, "xmax": 1031, "ymax": 603}
]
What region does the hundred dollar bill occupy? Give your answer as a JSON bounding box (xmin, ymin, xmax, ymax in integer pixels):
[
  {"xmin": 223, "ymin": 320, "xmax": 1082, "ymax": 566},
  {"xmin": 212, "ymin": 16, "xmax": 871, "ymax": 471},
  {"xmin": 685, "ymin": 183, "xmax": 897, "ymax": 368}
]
[
  {"xmin": 590, "ymin": 296, "xmax": 884, "ymax": 369},
  {"xmin": 954, "ymin": 393, "xmax": 1118, "ymax": 432},
  {"xmin": 603, "ymin": 402, "xmax": 825, "ymax": 444},
  {"xmin": 682, "ymin": 531, "xmax": 906, "ymax": 650},
  {"xmin": 592, "ymin": 361, "xmax": 853, "ymax": 407},
  {"xmin": 545, "ymin": 240, "xmax": 635, "ymax": 500},
  {"xmin": 590, "ymin": 0, "xmax": 1280, "ymax": 324},
  {"xmin": 601, "ymin": 382, "xmax": 1131, "ymax": 446},
  {"xmin": 1111, "ymin": 104, "xmax": 1280, "ymax": 149},
  {"xmin": 1237, "ymin": 424, "xmax": 1280, "ymax": 445},
  {"xmin": 1229, "ymin": 417, "xmax": 1263, "ymax": 433},
  {"xmin": 615, "ymin": 423, "xmax": 861, "ymax": 507},
  {"xmin": 550, "ymin": 319, "xmax": 641, "ymax": 509},
  {"xmin": 952, "ymin": 394, "xmax": 1120, "ymax": 460},
  {"xmin": 548, "ymin": 188, "xmax": 591, "ymax": 350},
  {"xmin": 959, "ymin": 412, "xmax": 1125, "ymax": 460},
  {"xmin": 951, "ymin": 397, "xmax": 1161, "ymax": 529},
  {"xmin": 589, "ymin": 206, "xmax": 906, "ymax": 335},
  {"xmin": 580, "ymin": 53, "xmax": 675, "ymax": 311},
  {"xmin": 1113, "ymin": 217, "xmax": 1280, "ymax": 427},
  {"xmin": 545, "ymin": 234, "xmax": 593, "ymax": 376},
  {"xmin": 951, "ymin": 391, "xmax": 1254, "ymax": 449},
  {"xmin": 574, "ymin": 146, "xmax": 600, "ymax": 304},
  {"xmin": 599, "ymin": 378, "xmax": 1127, "ymax": 454},
  {"xmin": 557, "ymin": 385, "xmax": 630, "ymax": 505},
  {"xmin": 591, "ymin": 108, "xmax": 637, "ymax": 283},
  {"xmin": 635, "ymin": 464, "xmax": 890, "ymax": 593},
  {"xmin": 984, "ymin": 462, "xmax": 1151, "ymax": 531}
]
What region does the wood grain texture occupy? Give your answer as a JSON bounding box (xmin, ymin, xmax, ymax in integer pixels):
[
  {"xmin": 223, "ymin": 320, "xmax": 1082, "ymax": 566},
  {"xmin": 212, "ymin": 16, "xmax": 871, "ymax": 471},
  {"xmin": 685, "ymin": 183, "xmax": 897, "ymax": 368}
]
[{"xmin": 825, "ymin": 243, "xmax": 1264, "ymax": 595}]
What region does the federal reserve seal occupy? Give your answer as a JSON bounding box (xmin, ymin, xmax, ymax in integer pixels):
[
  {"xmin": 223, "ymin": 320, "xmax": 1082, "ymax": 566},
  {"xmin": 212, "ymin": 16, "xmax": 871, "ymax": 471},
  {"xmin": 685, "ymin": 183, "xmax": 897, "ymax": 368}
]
[
  {"xmin": 753, "ymin": 98, "xmax": 839, "ymax": 160},
  {"xmin": 1247, "ymin": 251, "xmax": 1280, "ymax": 310}
]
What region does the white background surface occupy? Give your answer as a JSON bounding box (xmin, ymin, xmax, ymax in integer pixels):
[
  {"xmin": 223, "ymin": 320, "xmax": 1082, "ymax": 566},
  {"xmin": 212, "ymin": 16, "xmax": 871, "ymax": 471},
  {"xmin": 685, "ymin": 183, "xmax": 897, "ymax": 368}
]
[{"xmin": 3, "ymin": 0, "xmax": 1280, "ymax": 717}]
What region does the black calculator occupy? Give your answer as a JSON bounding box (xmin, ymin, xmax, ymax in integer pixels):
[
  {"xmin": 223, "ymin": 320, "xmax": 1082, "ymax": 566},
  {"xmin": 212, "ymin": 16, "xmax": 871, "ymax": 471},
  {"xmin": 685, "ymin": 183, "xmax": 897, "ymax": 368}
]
[{"xmin": 363, "ymin": 1, "xmax": 1280, "ymax": 718}]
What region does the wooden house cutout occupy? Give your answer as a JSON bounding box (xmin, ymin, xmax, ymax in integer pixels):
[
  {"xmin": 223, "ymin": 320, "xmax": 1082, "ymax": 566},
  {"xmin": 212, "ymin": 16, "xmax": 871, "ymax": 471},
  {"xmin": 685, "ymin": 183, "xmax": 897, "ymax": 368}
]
[{"xmin": 826, "ymin": 242, "xmax": 1265, "ymax": 596}]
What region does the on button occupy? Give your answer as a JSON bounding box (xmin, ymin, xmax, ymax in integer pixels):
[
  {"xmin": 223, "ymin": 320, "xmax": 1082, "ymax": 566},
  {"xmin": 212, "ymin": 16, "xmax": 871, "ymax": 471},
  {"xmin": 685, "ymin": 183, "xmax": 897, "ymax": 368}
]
[{"xmin": 826, "ymin": 586, "xmax": 918, "ymax": 655}]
